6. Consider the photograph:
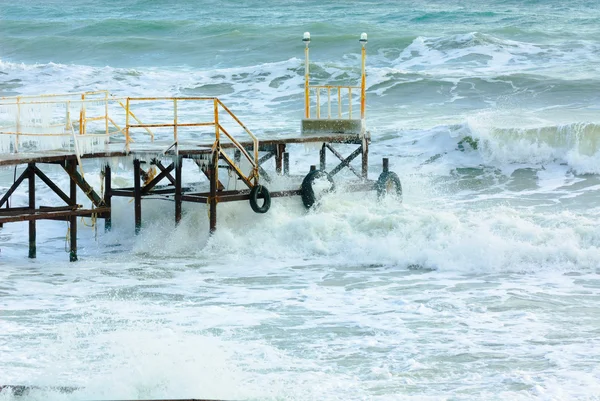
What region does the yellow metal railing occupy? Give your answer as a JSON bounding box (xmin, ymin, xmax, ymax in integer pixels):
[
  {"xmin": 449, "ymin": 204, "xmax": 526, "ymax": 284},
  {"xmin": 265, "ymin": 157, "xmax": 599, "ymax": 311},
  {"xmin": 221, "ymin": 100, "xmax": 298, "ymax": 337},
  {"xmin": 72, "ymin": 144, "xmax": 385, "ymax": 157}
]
[
  {"xmin": 0, "ymin": 92, "xmax": 260, "ymax": 186},
  {"xmin": 303, "ymin": 32, "xmax": 368, "ymax": 121},
  {"xmin": 122, "ymin": 97, "xmax": 259, "ymax": 186},
  {"xmin": 309, "ymin": 85, "xmax": 361, "ymax": 120}
]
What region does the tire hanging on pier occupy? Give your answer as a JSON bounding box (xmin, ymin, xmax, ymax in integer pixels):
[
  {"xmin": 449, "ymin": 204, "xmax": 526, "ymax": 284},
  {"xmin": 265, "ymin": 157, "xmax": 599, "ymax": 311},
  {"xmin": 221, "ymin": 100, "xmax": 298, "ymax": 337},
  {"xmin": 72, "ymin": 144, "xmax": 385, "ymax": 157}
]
[
  {"xmin": 300, "ymin": 169, "xmax": 335, "ymax": 209},
  {"xmin": 376, "ymin": 171, "xmax": 402, "ymax": 200},
  {"xmin": 249, "ymin": 185, "xmax": 271, "ymax": 213}
]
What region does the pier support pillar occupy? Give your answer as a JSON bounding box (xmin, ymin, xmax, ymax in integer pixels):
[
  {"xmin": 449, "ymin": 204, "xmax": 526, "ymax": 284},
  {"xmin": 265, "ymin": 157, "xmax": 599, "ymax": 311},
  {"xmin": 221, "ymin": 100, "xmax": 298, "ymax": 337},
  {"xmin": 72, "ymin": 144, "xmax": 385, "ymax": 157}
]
[
  {"xmin": 68, "ymin": 161, "xmax": 78, "ymax": 262},
  {"xmin": 28, "ymin": 163, "xmax": 36, "ymax": 259},
  {"xmin": 276, "ymin": 144, "xmax": 286, "ymax": 174},
  {"xmin": 209, "ymin": 151, "xmax": 218, "ymax": 233},
  {"xmin": 283, "ymin": 152, "xmax": 289, "ymax": 176},
  {"xmin": 104, "ymin": 165, "xmax": 112, "ymax": 232},
  {"xmin": 320, "ymin": 143, "xmax": 326, "ymax": 171},
  {"xmin": 133, "ymin": 159, "xmax": 142, "ymax": 235},
  {"xmin": 175, "ymin": 156, "xmax": 182, "ymax": 224},
  {"xmin": 361, "ymin": 136, "xmax": 369, "ymax": 179},
  {"xmin": 383, "ymin": 158, "xmax": 389, "ymax": 173}
]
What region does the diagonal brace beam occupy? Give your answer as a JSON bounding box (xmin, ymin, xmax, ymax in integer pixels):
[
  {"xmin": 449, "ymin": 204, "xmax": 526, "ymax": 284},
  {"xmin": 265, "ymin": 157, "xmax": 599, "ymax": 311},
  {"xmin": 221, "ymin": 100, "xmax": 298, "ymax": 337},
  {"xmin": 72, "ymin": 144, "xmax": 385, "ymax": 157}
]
[
  {"xmin": 61, "ymin": 163, "xmax": 105, "ymax": 207},
  {"xmin": 34, "ymin": 166, "xmax": 74, "ymax": 206},
  {"xmin": 154, "ymin": 160, "xmax": 177, "ymax": 185},
  {"xmin": 142, "ymin": 162, "xmax": 175, "ymax": 195},
  {"xmin": 0, "ymin": 167, "xmax": 30, "ymax": 208},
  {"xmin": 327, "ymin": 144, "xmax": 363, "ymax": 178}
]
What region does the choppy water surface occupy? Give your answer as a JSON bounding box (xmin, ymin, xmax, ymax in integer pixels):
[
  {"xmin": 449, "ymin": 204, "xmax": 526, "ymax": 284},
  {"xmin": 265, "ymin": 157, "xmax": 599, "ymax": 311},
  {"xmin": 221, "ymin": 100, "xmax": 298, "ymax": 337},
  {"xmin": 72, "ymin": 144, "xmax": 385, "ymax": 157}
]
[{"xmin": 2, "ymin": 0, "xmax": 600, "ymax": 399}]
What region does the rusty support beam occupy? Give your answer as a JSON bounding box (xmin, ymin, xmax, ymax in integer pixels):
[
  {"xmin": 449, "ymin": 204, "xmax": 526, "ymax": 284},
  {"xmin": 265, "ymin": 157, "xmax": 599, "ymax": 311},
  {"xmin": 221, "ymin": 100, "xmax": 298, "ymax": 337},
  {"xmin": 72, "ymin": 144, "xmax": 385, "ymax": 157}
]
[
  {"xmin": 142, "ymin": 162, "xmax": 175, "ymax": 195},
  {"xmin": 104, "ymin": 165, "xmax": 111, "ymax": 232},
  {"xmin": 326, "ymin": 144, "xmax": 362, "ymax": 178},
  {"xmin": 28, "ymin": 163, "xmax": 36, "ymax": 259},
  {"xmin": 175, "ymin": 156, "xmax": 182, "ymax": 224},
  {"xmin": 133, "ymin": 159, "xmax": 141, "ymax": 234},
  {"xmin": 276, "ymin": 144, "xmax": 285, "ymax": 174},
  {"xmin": 61, "ymin": 163, "xmax": 105, "ymax": 207},
  {"xmin": 0, "ymin": 205, "xmax": 76, "ymax": 217},
  {"xmin": 0, "ymin": 207, "xmax": 109, "ymax": 224},
  {"xmin": 0, "ymin": 167, "xmax": 30, "ymax": 208},
  {"xmin": 320, "ymin": 143, "xmax": 326, "ymax": 171},
  {"xmin": 154, "ymin": 161, "xmax": 177, "ymax": 185},
  {"xmin": 33, "ymin": 166, "xmax": 73, "ymax": 206},
  {"xmin": 68, "ymin": 160, "xmax": 77, "ymax": 262}
]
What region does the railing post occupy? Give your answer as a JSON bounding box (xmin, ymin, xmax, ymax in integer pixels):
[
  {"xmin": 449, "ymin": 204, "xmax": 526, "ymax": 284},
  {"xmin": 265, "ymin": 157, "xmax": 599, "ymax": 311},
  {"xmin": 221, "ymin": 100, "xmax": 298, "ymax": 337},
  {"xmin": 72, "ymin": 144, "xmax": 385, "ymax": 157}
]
[
  {"xmin": 316, "ymin": 88, "xmax": 321, "ymax": 119},
  {"xmin": 327, "ymin": 87, "xmax": 331, "ymax": 119},
  {"xmin": 79, "ymin": 93, "xmax": 86, "ymax": 135},
  {"xmin": 303, "ymin": 32, "xmax": 311, "ymax": 119},
  {"xmin": 360, "ymin": 33, "xmax": 368, "ymax": 120},
  {"xmin": 105, "ymin": 91, "xmax": 109, "ymax": 137},
  {"xmin": 15, "ymin": 96, "xmax": 20, "ymax": 153},
  {"xmin": 348, "ymin": 88, "xmax": 352, "ymax": 119},
  {"xmin": 214, "ymin": 98, "xmax": 219, "ymax": 142},
  {"xmin": 337, "ymin": 89, "xmax": 342, "ymax": 118}
]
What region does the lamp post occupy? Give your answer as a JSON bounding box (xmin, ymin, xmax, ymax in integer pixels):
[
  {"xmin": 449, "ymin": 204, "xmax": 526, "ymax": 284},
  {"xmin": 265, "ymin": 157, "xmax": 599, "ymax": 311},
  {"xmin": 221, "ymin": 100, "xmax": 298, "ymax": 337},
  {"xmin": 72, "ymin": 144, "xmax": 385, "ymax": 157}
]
[
  {"xmin": 360, "ymin": 32, "xmax": 367, "ymax": 120},
  {"xmin": 303, "ymin": 32, "xmax": 311, "ymax": 119}
]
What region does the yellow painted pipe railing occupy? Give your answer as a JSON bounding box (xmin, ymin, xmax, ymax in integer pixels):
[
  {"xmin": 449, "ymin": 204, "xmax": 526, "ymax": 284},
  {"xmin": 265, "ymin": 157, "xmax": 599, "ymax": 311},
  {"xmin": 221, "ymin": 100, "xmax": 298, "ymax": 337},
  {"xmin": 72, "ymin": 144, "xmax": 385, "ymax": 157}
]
[{"xmin": 0, "ymin": 92, "xmax": 261, "ymax": 186}]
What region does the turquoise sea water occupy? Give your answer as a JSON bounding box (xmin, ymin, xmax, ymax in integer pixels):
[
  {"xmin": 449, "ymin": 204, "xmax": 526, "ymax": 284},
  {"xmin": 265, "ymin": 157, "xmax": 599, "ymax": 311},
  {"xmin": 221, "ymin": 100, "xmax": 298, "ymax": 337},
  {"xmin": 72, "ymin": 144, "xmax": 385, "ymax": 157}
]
[{"xmin": 2, "ymin": 1, "xmax": 600, "ymax": 400}]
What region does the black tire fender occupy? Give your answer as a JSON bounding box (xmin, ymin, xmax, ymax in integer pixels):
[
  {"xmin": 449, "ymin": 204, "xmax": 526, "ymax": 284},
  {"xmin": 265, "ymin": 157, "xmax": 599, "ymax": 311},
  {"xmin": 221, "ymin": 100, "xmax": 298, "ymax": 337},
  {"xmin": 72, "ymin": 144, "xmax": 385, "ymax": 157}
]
[
  {"xmin": 249, "ymin": 185, "xmax": 271, "ymax": 213},
  {"xmin": 300, "ymin": 169, "xmax": 335, "ymax": 209},
  {"xmin": 376, "ymin": 171, "xmax": 402, "ymax": 200}
]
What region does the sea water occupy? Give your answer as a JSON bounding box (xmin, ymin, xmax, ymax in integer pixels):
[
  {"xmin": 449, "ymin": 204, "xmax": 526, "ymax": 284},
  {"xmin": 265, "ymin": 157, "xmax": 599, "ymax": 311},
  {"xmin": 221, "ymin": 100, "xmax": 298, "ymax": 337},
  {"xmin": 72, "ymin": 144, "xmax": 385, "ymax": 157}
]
[{"xmin": 1, "ymin": 1, "xmax": 600, "ymax": 399}]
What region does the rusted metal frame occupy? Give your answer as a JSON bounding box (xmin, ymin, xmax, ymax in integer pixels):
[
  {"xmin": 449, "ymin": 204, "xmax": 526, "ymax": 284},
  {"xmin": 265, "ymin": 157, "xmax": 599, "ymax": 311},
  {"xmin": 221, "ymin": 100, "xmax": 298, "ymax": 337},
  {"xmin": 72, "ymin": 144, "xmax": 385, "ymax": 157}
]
[
  {"xmin": 61, "ymin": 162, "xmax": 105, "ymax": 207},
  {"xmin": 33, "ymin": 166, "xmax": 73, "ymax": 206},
  {"xmin": 175, "ymin": 156, "xmax": 182, "ymax": 224},
  {"xmin": 28, "ymin": 163, "xmax": 36, "ymax": 258},
  {"xmin": 0, "ymin": 205, "xmax": 76, "ymax": 217},
  {"xmin": 133, "ymin": 159, "xmax": 142, "ymax": 235},
  {"xmin": 257, "ymin": 151, "xmax": 275, "ymax": 183},
  {"xmin": 68, "ymin": 160, "xmax": 78, "ymax": 262},
  {"xmin": 0, "ymin": 208, "xmax": 109, "ymax": 224},
  {"xmin": 154, "ymin": 160, "xmax": 177, "ymax": 185},
  {"xmin": 180, "ymin": 194, "xmax": 208, "ymax": 203},
  {"xmin": 0, "ymin": 166, "xmax": 30, "ymax": 208},
  {"xmin": 141, "ymin": 162, "xmax": 175, "ymax": 195},
  {"xmin": 326, "ymin": 144, "xmax": 363, "ymax": 178},
  {"xmin": 104, "ymin": 165, "xmax": 112, "ymax": 232}
]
